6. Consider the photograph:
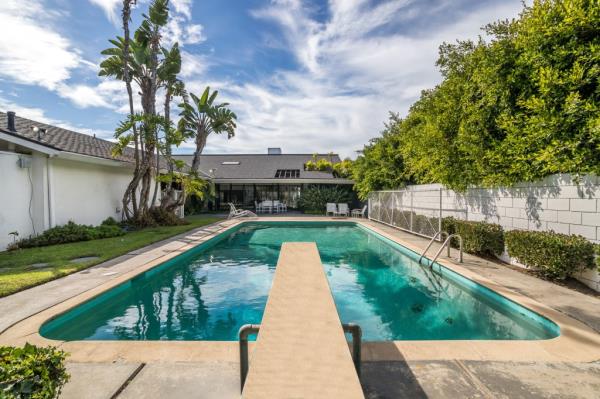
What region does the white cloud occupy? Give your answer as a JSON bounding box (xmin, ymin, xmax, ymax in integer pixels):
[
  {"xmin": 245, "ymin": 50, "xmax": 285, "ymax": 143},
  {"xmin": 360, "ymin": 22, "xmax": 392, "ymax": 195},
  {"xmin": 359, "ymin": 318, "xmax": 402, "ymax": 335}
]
[
  {"xmin": 162, "ymin": 16, "xmax": 206, "ymax": 46},
  {"xmin": 202, "ymin": 0, "xmax": 524, "ymax": 158},
  {"xmin": 0, "ymin": 0, "xmax": 82, "ymax": 90},
  {"xmin": 180, "ymin": 51, "xmax": 210, "ymax": 78},
  {"xmin": 171, "ymin": 0, "xmax": 193, "ymax": 20},
  {"xmin": 88, "ymin": 0, "xmax": 121, "ymax": 25}
]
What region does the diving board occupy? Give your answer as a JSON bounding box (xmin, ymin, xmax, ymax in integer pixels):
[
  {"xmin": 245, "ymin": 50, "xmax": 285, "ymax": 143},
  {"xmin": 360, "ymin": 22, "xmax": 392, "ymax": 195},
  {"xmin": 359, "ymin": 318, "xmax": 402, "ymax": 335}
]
[{"xmin": 242, "ymin": 242, "xmax": 364, "ymax": 399}]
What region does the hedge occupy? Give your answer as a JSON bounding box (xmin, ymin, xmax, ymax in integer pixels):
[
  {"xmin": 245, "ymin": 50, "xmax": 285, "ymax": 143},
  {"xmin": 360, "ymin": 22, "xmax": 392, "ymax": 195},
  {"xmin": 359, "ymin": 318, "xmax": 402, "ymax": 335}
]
[
  {"xmin": 505, "ymin": 230, "xmax": 596, "ymax": 280},
  {"xmin": 0, "ymin": 344, "xmax": 69, "ymax": 398},
  {"xmin": 442, "ymin": 217, "xmax": 504, "ymax": 257},
  {"xmin": 11, "ymin": 220, "xmax": 125, "ymax": 250},
  {"xmin": 297, "ymin": 185, "xmax": 352, "ymax": 213}
]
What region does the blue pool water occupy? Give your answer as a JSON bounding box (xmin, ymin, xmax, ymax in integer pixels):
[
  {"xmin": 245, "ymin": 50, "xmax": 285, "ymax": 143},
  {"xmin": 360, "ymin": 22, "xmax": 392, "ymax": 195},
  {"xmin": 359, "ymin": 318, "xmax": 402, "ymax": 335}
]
[{"xmin": 40, "ymin": 222, "xmax": 559, "ymax": 341}]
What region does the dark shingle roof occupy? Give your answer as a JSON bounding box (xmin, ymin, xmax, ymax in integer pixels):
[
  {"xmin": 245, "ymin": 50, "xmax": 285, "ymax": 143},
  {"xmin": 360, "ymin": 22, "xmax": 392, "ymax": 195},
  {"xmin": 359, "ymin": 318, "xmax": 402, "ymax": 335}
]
[
  {"xmin": 0, "ymin": 111, "xmax": 136, "ymax": 163},
  {"xmin": 172, "ymin": 153, "xmax": 346, "ymax": 180}
]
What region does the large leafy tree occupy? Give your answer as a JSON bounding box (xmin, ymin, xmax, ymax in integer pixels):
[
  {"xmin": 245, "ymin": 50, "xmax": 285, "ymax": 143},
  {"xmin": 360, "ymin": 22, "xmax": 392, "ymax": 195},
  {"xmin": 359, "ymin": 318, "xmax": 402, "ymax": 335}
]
[
  {"xmin": 355, "ymin": 0, "xmax": 600, "ymax": 192},
  {"xmin": 352, "ymin": 113, "xmax": 413, "ymax": 199}
]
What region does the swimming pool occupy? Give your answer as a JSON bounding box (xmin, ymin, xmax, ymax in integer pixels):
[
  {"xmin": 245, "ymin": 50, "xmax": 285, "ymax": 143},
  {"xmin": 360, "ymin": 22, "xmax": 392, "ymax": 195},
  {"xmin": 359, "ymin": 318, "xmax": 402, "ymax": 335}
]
[{"xmin": 40, "ymin": 222, "xmax": 559, "ymax": 341}]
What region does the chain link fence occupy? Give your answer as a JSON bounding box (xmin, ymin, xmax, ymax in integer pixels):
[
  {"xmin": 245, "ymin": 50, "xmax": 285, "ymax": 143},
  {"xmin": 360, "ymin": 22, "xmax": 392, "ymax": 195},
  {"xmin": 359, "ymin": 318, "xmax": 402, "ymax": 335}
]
[{"xmin": 368, "ymin": 189, "xmax": 467, "ymax": 240}]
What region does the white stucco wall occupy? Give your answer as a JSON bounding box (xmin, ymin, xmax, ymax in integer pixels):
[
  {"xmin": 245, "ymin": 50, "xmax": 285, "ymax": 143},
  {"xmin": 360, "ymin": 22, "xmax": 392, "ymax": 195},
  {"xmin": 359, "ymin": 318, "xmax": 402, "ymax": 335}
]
[
  {"xmin": 0, "ymin": 151, "xmax": 140, "ymax": 251},
  {"xmin": 0, "ymin": 152, "xmax": 36, "ymax": 249},
  {"xmin": 50, "ymin": 158, "xmax": 132, "ymax": 226}
]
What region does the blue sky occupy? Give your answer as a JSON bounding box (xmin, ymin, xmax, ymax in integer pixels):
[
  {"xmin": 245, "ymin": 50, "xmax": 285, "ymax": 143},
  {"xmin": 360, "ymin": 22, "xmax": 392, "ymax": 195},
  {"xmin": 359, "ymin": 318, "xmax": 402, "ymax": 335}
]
[{"xmin": 0, "ymin": 0, "xmax": 524, "ymax": 158}]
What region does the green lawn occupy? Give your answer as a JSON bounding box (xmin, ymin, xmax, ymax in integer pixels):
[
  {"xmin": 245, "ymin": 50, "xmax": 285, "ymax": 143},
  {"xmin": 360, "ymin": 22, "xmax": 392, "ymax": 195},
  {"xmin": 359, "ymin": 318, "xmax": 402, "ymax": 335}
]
[{"xmin": 0, "ymin": 216, "xmax": 222, "ymax": 297}]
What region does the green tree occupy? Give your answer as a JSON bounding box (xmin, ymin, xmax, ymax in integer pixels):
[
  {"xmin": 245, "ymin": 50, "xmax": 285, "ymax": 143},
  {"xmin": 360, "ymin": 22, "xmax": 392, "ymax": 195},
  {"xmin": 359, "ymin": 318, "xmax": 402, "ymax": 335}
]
[
  {"xmin": 355, "ymin": 0, "xmax": 600, "ymax": 192},
  {"xmin": 99, "ymin": 0, "xmax": 172, "ymax": 222},
  {"xmin": 352, "ymin": 113, "xmax": 413, "ymax": 199},
  {"xmin": 177, "ymin": 87, "xmax": 237, "ymax": 174}
]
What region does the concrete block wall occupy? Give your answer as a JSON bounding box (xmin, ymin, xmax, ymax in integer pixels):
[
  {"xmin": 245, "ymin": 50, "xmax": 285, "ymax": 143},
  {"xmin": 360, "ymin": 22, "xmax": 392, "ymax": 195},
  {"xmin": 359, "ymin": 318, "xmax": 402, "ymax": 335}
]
[{"xmin": 401, "ymin": 174, "xmax": 600, "ymax": 291}]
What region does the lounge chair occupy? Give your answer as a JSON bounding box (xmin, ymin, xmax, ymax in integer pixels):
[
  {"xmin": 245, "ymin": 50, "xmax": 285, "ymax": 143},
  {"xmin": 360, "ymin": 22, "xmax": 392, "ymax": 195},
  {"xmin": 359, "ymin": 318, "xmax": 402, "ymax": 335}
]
[
  {"xmin": 351, "ymin": 205, "xmax": 367, "ymax": 218},
  {"xmin": 326, "ymin": 203, "xmax": 337, "ymax": 216},
  {"xmin": 336, "ymin": 203, "xmax": 349, "ymax": 217},
  {"xmin": 228, "ymin": 203, "xmax": 257, "ymax": 219}
]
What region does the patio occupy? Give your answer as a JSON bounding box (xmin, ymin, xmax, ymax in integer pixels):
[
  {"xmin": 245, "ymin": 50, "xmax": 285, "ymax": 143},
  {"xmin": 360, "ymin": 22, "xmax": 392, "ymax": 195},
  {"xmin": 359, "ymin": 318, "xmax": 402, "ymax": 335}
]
[{"xmin": 1, "ymin": 217, "xmax": 599, "ymax": 398}]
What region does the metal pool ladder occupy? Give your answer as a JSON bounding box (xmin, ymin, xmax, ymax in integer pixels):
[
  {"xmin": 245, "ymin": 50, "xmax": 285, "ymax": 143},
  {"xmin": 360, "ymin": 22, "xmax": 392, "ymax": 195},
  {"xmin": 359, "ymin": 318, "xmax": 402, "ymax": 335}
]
[{"xmin": 419, "ymin": 232, "xmax": 463, "ymax": 265}]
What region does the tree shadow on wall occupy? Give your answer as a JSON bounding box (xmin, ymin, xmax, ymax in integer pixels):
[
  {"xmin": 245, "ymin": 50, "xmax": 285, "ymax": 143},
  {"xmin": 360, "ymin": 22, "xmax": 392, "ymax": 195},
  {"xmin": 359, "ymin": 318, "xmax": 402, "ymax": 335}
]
[{"xmin": 451, "ymin": 173, "xmax": 597, "ymax": 228}]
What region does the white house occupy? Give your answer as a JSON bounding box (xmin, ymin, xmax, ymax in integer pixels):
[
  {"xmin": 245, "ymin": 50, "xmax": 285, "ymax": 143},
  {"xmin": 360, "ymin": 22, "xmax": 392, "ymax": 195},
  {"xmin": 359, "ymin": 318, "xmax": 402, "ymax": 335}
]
[{"xmin": 0, "ymin": 111, "xmax": 140, "ymax": 250}]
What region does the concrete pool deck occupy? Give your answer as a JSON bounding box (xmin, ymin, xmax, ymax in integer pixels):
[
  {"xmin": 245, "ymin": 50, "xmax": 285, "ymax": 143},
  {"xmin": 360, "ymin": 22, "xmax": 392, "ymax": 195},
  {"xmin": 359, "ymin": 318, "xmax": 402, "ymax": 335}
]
[{"xmin": 1, "ymin": 216, "xmax": 600, "ymax": 397}]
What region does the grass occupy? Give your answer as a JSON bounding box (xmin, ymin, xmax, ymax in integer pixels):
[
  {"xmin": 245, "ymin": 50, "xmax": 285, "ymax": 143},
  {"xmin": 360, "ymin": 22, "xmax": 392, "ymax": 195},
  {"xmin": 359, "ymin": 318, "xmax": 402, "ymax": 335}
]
[{"xmin": 0, "ymin": 215, "xmax": 222, "ymax": 297}]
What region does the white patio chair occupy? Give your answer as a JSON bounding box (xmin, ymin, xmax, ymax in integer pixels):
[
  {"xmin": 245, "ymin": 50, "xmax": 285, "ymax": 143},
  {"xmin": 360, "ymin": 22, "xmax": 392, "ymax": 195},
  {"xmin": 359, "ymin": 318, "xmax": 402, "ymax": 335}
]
[
  {"xmin": 279, "ymin": 202, "xmax": 288, "ymax": 213},
  {"xmin": 273, "ymin": 200, "xmax": 281, "ymax": 213},
  {"xmin": 351, "ymin": 205, "xmax": 367, "ymax": 218},
  {"xmin": 326, "ymin": 203, "xmax": 337, "ymax": 216},
  {"xmin": 262, "ymin": 200, "xmax": 273, "ymax": 214},
  {"xmin": 228, "ymin": 203, "xmax": 257, "ymax": 219},
  {"xmin": 255, "ymin": 201, "xmax": 263, "ymax": 213},
  {"xmin": 336, "ymin": 203, "xmax": 349, "ymax": 217}
]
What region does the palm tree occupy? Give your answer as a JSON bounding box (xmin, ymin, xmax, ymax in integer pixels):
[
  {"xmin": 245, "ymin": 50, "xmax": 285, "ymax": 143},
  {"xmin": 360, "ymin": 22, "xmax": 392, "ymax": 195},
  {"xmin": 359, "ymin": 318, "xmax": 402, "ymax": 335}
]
[
  {"xmin": 178, "ymin": 87, "xmax": 237, "ymax": 174},
  {"xmin": 99, "ymin": 0, "xmax": 171, "ymax": 222},
  {"xmin": 153, "ymin": 43, "xmax": 187, "ymax": 207}
]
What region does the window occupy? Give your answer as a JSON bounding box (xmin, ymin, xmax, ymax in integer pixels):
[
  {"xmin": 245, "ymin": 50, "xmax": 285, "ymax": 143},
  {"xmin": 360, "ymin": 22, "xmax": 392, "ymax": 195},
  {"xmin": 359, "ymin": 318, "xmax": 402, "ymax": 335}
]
[
  {"xmin": 222, "ymin": 161, "xmax": 240, "ymax": 165},
  {"xmin": 274, "ymin": 169, "xmax": 300, "ymax": 178}
]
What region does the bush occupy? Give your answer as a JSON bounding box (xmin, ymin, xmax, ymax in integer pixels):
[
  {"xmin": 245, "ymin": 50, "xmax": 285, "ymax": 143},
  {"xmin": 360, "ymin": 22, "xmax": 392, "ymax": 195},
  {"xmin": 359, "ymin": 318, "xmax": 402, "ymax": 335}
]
[
  {"xmin": 148, "ymin": 207, "xmax": 187, "ymax": 226},
  {"xmin": 100, "ymin": 217, "xmax": 119, "ymax": 226},
  {"xmin": 443, "ymin": 217, "xmax": 504, "ymax": 257},
  {"xmin": 12, "ymin": 221, "xmax": 125, "ymax": 249},
  {"xmin": 297, "ymin": 186, "xmax": 353, "ymax": 213},
  {"xmin": 505, "ymin": 230, "xmax": 596, "ymax": 280},
  {"xmin": 0, "ymin": 344, "xmax": 69, "ymax": 398}
]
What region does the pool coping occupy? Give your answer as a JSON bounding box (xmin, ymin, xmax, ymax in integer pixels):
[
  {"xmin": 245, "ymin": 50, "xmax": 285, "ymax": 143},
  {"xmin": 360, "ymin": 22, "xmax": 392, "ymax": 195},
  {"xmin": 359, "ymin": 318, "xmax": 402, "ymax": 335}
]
[{"xmin": 1, "ymin": 216, "xmax": 599, "ymax": 363}]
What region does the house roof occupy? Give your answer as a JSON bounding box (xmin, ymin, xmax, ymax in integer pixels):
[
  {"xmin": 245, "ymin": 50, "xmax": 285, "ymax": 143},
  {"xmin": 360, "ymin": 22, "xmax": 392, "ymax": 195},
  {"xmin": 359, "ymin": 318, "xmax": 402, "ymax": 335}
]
[
  {"xmin": 173, "ymin": 153, "xmax": 351, "ymax": 182},
  {"xmin": 0, "ymin": 111, "xmax": 350, "ymax": 182},
  {"xmin": 0, "ymin": 111, "xmax": 136, "ymax": 164}
]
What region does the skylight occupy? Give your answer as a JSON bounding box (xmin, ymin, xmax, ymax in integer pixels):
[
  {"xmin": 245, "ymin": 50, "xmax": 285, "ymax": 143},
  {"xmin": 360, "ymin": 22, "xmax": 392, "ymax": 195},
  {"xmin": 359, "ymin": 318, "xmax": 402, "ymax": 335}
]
[
  {"xmin": 222, "ymin": 161, "xmax": 240, "ymax": 165},
  {"xmin": 275, "ymin": 169, "xmax": 300, "ymax": 178}
]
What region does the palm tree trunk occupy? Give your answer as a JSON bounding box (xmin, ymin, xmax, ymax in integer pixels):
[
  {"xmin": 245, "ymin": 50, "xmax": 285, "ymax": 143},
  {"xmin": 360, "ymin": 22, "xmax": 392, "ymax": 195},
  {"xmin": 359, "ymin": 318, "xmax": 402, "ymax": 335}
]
[
  {"xmin": 190, "ymin": 129, "xmax": 208, "ymax": 173},
  {"xmin": 121, "ymin": 0, "xmax": 140, "ymax": 221}
]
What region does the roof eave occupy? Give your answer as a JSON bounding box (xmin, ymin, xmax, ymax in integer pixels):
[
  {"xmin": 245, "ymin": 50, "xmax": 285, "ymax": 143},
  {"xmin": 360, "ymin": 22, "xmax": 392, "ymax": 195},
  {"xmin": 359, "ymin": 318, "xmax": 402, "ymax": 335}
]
[
  {"xmin": 212, "ymin": 178, "xmax": 354, "ymax": 184},
  {"xmin": 0, "ymin": 130, "xmax": 60, "ymax": 156}
]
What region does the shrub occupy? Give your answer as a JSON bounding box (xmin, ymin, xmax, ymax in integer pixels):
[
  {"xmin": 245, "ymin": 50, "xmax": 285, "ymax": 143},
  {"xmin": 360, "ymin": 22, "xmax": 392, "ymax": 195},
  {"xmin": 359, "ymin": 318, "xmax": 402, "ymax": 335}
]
[
  {"xmin": 13, "ymin": 221, "xmax": 124, "ymax": 249},
  {"xmin": 100, "ymin": 217, "xmax": 119, "ymax": 226},
  {"xmin": 443, "ymin": 217, "xmax": 504, "ymax": 257},
  {"xmin": 297, "ymin": 185, "xmax": 352, "ymax": 213},
  {"xmin": 148, "ymin": 207, "xmax": 187, "ymax": 226},
  {"xmin": 0, "ymin": 344, "xmax": 69, "ymax": 398},
  {"xmin": 505, "ymin": 230, "xmax": 596, "ymax": 280}
]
